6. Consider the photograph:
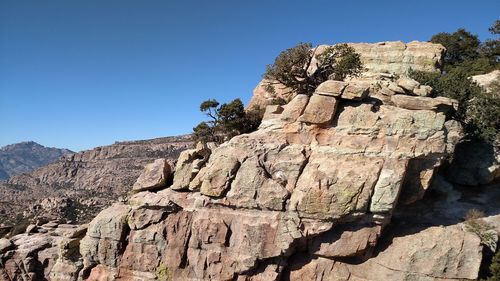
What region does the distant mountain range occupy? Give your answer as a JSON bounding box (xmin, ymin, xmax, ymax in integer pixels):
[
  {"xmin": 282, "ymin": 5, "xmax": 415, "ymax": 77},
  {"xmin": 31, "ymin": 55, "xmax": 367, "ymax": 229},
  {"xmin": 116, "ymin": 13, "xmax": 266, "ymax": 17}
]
[
  {"xmin": 0, "ymin": 141, "xmax": 73, "ymax": 180},
  {"xmin": 0, "ymin": 135, "xmax": 192, "ymax": 225}
]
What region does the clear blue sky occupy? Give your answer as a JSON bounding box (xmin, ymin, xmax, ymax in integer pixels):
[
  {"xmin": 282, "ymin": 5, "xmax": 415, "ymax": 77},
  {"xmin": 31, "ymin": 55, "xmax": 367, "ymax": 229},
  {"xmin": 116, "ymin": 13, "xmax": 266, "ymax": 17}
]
[{"xmin": 1, "ymin": 0, "xmax": 498, "ymax": 151}]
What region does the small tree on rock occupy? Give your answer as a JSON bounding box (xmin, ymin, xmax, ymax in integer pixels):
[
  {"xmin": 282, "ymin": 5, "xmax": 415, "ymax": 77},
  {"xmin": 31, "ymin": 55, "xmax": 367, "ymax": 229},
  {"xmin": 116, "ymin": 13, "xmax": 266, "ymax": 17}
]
[
  {"xmin": 264, "ymin": 43, "xmax": 363, "ymax": 96},
  {"xmin": 192, "ymin": 99, "xmax": 262, "ymax": 144}
]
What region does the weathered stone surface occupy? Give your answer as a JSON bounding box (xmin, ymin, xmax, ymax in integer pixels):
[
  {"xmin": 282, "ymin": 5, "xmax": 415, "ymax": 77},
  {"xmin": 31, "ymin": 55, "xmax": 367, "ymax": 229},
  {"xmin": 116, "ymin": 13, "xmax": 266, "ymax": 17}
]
[
  {"xmin": 370, "ymin": 159, "xmax": 408, "ymax": 213},
  {"xmin": 80, "ymin": 203, "xmax": 131, "ymax": 270},
  {"xmin": 262, "ymin": 104, "xmax": 284, "ymax": 121},
  {"xmin": 279, "ymin": 94, "xmax": 309, "ymax": 123},
  {"xmin": 299, "ymin": 94, "xmax": 338, "ymax": 124},
  {"xmin": 396, "ymin": 76, "xmax": 420, "ymax": 92},
  {"xmin": 413, "ymin": 84, "xmax": 433, "ymax": 96},
  {"xmin": 0, "ymin": 238, "xmax": 13, "ymax": 254},
  {"xmin": 341, "ymin": 83, "xmax": 369, "ymax": 100},
  {"xmin": 0, "ymin": 222, "xmax": 87, "ymax": 281},
  {"xmin": 310, "ymin": 41, "xmax": 444, "ymax": 76},
  {"xmin": 197, "ymin": 148, "xmax": 241, "ymax": 197},
  {"xmin": 391, "ymin": 94, "xmax": 458, "ymax": 112},
  {"xmin": 315, "ymin": 80, "xmax": 346, "ymax": 97},
  {"xmin": 310, "ymin": 221, "xmax": 382, "ymax": 258},
  {"xmin": 248, "ymin": 79, "xmax": 294, "ymax": 110},
  {"xmin": 289, "ymin": 225, "xmax": 483, "ymax": 281},
  {"xmin": 132, "ymin": 158, "xmax": 171, "ymax": 192},
  {"xmin": 351, "ymin": 225, "xmax": 482, "ymax": 280},
  {"xmin": 171, "ymin": 142, "xmax": 212, "ymax": 190},
  {"xmin": 290, "ymin": 152, "xmax": 383, "ymax": 220},
  {"xmin": 387, "ymin": 81, "xmax": 406, "ymax": 94},
  {"xmin": 472, "ymin": 69, "xmax": 500, "ymax": 92}
]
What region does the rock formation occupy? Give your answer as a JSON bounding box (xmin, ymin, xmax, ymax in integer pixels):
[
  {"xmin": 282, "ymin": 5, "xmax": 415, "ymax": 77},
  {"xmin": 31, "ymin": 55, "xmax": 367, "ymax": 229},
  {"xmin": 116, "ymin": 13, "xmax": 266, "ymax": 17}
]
[
  {"xmin": 472, "ymin": 69, "xmax": 500, "ymax": 92},
  {"xmin": 0, "ymin": 136, "xmax": 192, "ymax": 226},
  {"xmin": 1, "ymin": 41, "xmax": 499, "ymax": 281},
  {"xmin": 248, "ymin": 41, "xmax": 445, "ymax": 109}
]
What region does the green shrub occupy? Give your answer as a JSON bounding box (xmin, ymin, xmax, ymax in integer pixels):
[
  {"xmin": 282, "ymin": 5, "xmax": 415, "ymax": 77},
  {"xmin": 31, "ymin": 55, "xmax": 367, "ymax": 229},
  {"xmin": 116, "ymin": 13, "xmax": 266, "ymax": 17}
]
[
  {"xmin": 409, "ymin": 21, "xmax": 500, "ymax": 144},
  {"xmin": 155, "ymin": 263, "xmax": 171, "ymax": 281},
  {"xmin": 430, "ymin": 28, "xmax": 481, "ymax": 69},
  {"xmin": 409, "ymin": 69, "xmax": 499, "ymax": 143},
  {"xmin": 192, "ymin": 98, "xmax": 262, "ymax": 144},
  {"xmin": 264, "ymin": 43, "xmax": 363, "ymax": 96},
  {"xmin": 465, "ymin": 79, "xmax": 500, "ymax": 143},
  {"xmin": 484, "ymin": 249, "xmax": 500, "ymax": 281}
]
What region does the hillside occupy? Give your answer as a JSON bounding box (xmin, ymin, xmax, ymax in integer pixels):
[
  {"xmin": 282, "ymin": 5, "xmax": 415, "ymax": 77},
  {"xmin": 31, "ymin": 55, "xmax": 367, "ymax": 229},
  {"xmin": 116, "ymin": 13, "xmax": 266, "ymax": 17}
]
[
  {"xmin": 0, "ymin": 141, "xmax": 73, "ymax": 180},
  {"xmin": 0, "ymin": 135, "xmax": 192, "ymax": 226}
]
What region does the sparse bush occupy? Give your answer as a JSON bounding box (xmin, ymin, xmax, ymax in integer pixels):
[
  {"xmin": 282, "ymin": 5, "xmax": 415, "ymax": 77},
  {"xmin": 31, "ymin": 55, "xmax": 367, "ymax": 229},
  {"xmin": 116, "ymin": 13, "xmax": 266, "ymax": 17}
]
[
  {"xmin": 192, "ymin": 98, "xmax": 262, "ymax": 144},
  {"xmin": 155, "ymin": 263, "xmax": 171, "ymax": 281},
  {"xmin": 464, "ymin": 209, "xmax": 497, "ymax": 251},
  {"xmin": 264, "ymin": 43, "xmax": 363, "ymax": 96},
  {"xmin": 465, "ymin": 208, "xmax": 486, "ymax": 221}
]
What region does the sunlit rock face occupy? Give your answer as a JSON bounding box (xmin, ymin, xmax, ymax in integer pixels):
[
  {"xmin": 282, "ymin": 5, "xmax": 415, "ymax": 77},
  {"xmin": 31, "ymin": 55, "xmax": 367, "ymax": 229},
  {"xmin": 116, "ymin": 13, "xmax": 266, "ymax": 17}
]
[{"xmin": 72, "ymin": 68, "xmax": 477, "ymax": 281}]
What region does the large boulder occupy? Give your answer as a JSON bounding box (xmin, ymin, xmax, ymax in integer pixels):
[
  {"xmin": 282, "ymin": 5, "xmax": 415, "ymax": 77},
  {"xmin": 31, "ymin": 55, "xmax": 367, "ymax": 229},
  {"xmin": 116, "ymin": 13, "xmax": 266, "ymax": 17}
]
[
  {"xmin": 132, "ymin": 159, "xmax": 172, "ymax": 192},
  {"xmin": 298, "ymin": 94, "xmax": 338, "ymax": 124},
  {"xmin": 391, "ymin": 94, "xmax": 458, "ymax": 112},
  {"xmin": 171, "ymin": 142, "xmax": 213, "ymax": 190},
  {"xmin": 288, "ymin": 225, "xmax": 483, "ymax": 281}
]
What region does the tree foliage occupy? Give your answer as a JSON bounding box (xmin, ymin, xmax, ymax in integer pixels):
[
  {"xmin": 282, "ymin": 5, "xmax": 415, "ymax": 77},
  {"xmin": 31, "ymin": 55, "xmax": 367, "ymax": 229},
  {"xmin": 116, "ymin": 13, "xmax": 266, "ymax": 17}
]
[
  {"xmin": 264, "ymin": 43, "xmax": 363, "ymax": 96},
  {"xmin": 410, "ymin": 20, "xmax": 500, "ymax": 143},
  {"xmin": 483, "ymin": 247, "xmax": 500, "ymax": 281},
  {"xmin": 431, "ymin": 28, "xmax": 481, "ymax": 67},
  {"xmin": 431, "ymin": 26, "xmax": 499, "ymax": 74},
  {"xmin": 466, "ymin": 79, "xmax": 500, "ymax": 143},
  {"xmin": 192, "ymin": 99, "xmax": 262, "ymax": 144}
]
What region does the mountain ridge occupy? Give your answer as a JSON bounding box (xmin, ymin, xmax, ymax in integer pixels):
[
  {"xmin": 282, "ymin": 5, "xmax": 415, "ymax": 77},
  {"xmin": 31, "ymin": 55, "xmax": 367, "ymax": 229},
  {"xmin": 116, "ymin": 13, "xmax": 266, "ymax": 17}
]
[{"xmin": 0, "ymin": 141, "xmax": 73, "ymax": 180}]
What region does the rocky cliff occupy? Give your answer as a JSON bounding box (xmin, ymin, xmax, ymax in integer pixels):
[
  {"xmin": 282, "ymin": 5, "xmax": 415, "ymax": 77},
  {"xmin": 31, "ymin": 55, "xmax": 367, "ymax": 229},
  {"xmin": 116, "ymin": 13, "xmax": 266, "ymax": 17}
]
[
  {"xmin": 0, "ymin": 136, "xmax": 192, "ymax": 226},
  {"xmin": 1, "ymin": 41, "xmax": 499, "ymax": 281},
  {"xmin": 0, "ymin": 141, "xmax": 73, "ymax": 181}
]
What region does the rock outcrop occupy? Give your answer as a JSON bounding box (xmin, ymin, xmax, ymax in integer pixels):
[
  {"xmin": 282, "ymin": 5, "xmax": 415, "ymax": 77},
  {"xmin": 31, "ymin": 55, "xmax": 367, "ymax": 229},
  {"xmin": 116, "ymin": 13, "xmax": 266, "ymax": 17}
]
[
  {"xmin": 68, "ymin": 67, "xmax": 479, "ymax": 280},
  {"xmin": 248, "ymin": 41, "xmax": 445, "ymax": 109},
  {"xmin": 0, "ymin": 136, "xmax": 191, "ymax": 226},
  {"xmin": 0, "ymin": 220, "xmax": 88, "ymax": 281},
  {"xmin": 1, "ymin": 41, "xmax": 498, "ymax": 281},
  {"xmin": 472, "ymin": 70, "xmax": 500, "ymax": 92}
]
